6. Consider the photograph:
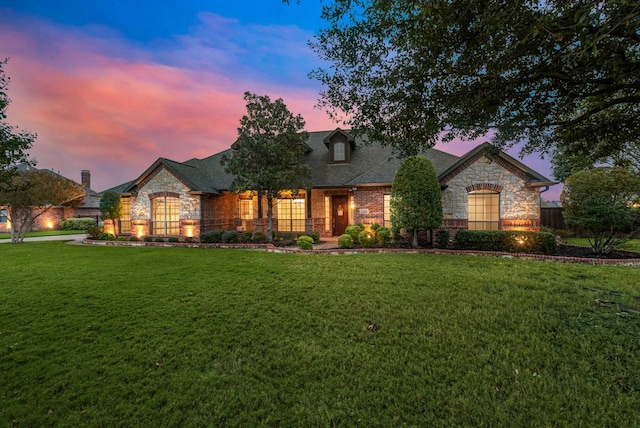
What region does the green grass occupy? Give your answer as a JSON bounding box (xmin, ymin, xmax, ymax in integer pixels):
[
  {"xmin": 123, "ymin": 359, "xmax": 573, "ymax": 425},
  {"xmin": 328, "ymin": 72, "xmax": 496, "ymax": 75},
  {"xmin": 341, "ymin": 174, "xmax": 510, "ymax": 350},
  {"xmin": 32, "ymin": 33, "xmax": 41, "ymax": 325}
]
[
  {"xmin": 1, "ymin": 243, "xmax": 639, "ymax": 426},
  {"xmin": 0, "ymin": 230, "xmax": 85, "ymax": 239},
  {"xmin": 566, "ymin": 237, "xmax": 640, "ymax": 252}
]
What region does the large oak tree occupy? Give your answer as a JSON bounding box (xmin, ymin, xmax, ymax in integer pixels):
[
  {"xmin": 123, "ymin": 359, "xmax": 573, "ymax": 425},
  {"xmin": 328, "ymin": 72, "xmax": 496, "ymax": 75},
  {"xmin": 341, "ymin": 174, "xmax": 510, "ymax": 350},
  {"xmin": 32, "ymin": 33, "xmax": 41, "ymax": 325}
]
[
  {"xmin": 304, "ymin": 0, "xmax": 639, "ymax": 159},
  {"xmin": 221, "ymin": 92, "xmax": 311, "ymax": 242}
]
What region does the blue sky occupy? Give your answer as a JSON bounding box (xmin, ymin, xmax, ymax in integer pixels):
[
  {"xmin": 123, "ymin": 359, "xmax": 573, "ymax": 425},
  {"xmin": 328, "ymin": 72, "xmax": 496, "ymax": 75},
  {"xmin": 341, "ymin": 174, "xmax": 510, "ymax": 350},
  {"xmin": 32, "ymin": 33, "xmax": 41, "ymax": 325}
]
[{"xmin": 0, "ymin": 1, "xmax": 560, "ymax": 198}]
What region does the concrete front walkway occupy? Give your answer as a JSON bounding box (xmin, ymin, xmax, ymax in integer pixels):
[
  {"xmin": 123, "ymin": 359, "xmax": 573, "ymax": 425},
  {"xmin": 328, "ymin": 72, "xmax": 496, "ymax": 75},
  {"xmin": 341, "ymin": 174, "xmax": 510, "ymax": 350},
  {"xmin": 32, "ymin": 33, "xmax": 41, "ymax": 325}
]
[{"xmin": 0, "ymin": 233, "xmax": 87, "ymax": 244}]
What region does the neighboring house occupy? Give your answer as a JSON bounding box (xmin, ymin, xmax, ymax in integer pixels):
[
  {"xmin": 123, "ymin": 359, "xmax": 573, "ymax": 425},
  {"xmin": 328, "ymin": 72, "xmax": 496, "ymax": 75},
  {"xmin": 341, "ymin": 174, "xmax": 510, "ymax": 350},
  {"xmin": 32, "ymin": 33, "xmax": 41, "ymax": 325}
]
[
  {"xmin": 104, "ymin": 128, "xmax": 556, "ymax": 240},
  {"xmin": 0, "ymin": 166, "xmax": 101, "ymax": 232}
]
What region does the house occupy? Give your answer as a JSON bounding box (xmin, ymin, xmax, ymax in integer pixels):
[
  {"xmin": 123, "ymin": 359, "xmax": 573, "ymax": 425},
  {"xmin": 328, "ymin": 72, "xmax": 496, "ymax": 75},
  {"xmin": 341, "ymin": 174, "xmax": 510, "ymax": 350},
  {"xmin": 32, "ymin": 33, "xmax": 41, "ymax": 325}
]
[
  {"xmin": 0, "ymin": 166, "xmax": 101, "ymax": 232},
  {"xmin": 104, "ymin": 128, "xmax": 556, "ymax": 240}
]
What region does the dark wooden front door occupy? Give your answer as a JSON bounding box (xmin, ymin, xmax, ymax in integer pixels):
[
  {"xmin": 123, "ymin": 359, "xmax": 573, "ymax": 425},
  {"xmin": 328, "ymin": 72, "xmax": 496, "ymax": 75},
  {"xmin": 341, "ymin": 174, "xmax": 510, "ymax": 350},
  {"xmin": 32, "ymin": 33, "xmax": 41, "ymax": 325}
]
[{"xmin": 332, "ymin": 195, "xmax": 349, "ymax": 236}]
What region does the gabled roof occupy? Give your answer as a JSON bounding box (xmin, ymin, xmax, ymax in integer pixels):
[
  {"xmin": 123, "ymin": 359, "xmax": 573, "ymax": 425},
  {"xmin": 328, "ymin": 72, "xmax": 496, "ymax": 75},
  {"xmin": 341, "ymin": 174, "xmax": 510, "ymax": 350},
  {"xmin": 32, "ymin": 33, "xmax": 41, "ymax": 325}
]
[
  {"xmin": 439, "ymin": 142, "xmax": 556, "ymax": 187},
  {"xmin": 120, "ymin": 157, "xmax": 226, "ymax": 195},
  {"xmin": 105, "ymin": 129, "xmax": 555, "ymax": 195},
  {"xmin": 322, "ymin": 128, "xmax": 356, "ymax": 150}
]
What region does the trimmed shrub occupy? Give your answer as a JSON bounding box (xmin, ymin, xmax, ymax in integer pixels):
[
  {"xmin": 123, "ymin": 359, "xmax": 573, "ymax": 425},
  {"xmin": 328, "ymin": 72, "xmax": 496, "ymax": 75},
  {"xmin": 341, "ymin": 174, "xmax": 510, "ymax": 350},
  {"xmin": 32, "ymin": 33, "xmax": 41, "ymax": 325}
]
[
  {"xmin": 307, "ymin": 231, "xmax": 320, "ymax": 244},
  {"xmin": 435, "ymin": 230, "xmax": 450, "ymax": 249},
  {"xmin": 358, "ymin": 230, "xmax": 376, "ymax": 248},
  {"xmin": 338, "ymin": 233, "xmax": 354, "ymax": 249},
  {"xmin": 129, "ymin": 236, "xmax": 139, "ymax": 242},
  {"xmin": 455, "ymin": 230, "xmax": 556, "ymax": 254},
  {"xmin": 155, "ymin": 237, "xmax": 165, "ymax": 242},
  {"xmin": 184, "ymin": 237, "xmax": 196, "ymax": 243},
  {"xmin": 252, "ymin": 232, "xmax": 267, "ymax": 243},
  {"xmin": 222, "ymin": 230, "xmax": 238, "ymax": 243},
  {"xmin": 371, "ymin": 223, "xmax": 381, "ymax": 231},
  {"xmin": 61, "ymin": 217, "xmax": 96, "ymax": 230},
  {"xmin": 376, "ymin": 227, "xmax": 392, "ymax": 247},
  {"xmin": 98, "ymin": 232, "xmax": 115, "ymax": 241},
  {"xmin": 117, "ymin": 236, "xmax": 127, "ymax": 241},
  {"xmin": 143, "ymin": 236, "xmax": 153, "ymax": 242},
  {"xmin": 168, "ymin": 237, "xmax": 179, "ymax": 243},
  {"xmin": 87, "ymin": 225, "xmax": 103, "ymax": 239},
  {"xmin": 274, "ymin": 233, "xmax": 295, "ymax": 246},
  {"xmin": 240, "ymin": 231, "xmax": 253, "ymax": 243},
  {"xmin": 345, "ymin": 225, "xmax": 364, "ymax": 243},
  {"xmin": 297, "ymin": 235, "xmax": 314, "ymax": 250},
  {"xmin": 201, "ymin": 230, "xmax": 224, "ymax": 243}
]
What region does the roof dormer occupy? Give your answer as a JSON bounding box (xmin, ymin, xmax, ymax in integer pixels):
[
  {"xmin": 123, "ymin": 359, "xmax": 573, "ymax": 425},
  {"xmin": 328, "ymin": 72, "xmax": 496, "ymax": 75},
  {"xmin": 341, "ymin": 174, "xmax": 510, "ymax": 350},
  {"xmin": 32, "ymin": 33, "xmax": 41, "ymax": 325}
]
[{"xmin": 323, "ymin": 128, "xmax": 356, "ymax": 163}]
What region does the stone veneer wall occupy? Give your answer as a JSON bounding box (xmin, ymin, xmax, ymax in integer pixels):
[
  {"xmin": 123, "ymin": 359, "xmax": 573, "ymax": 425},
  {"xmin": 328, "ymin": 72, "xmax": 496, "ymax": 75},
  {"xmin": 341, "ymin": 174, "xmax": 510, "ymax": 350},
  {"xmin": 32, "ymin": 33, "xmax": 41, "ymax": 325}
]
[
  {"xmin": 441, "ymin": 155, "xmax": 541, "ymax": 230},
  {"xmin": 129, "ymin": 167, "xmax": 201, "ymax": 234}
]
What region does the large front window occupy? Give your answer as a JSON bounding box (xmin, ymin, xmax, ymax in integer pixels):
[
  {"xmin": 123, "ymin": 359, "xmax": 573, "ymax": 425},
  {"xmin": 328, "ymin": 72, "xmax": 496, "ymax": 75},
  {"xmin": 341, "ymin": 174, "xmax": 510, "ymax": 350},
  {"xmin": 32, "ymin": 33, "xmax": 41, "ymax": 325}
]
[
  {"xmin": 151, "ymin": 196, "xmax": 180, "ymax": 235},
  {"xmin": 468, "ymin": 191, "xmax": 499, "ymax": 230},
  {"xmin": 277, "ymin": 198, "xmax": 305, "ymax": 232},
  {"xmin": 0, "ymin": 208, "xmax": 6, "ymax": 223},
  {"xmin": 120, "ymin": 198, "xmax": 131, "ymax": 234}
]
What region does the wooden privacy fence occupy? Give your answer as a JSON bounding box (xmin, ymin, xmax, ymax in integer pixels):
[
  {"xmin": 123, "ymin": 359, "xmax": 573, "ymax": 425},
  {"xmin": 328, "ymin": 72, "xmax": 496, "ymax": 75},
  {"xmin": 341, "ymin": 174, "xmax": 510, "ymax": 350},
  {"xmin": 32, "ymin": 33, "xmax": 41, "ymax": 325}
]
[{"xmin": 541, "ymin": 207, "xmax": 565, "ymax": 230}]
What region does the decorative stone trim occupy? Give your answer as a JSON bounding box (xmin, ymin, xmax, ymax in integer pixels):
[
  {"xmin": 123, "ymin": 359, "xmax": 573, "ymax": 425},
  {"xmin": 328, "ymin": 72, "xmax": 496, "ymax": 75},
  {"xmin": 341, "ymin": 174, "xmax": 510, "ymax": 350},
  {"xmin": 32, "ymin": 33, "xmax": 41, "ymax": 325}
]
[
  {"xmin": 465, "ymin": 183, "xmax": 504, "ymax": 193},
  {"xmin": 149, "ymin": 191, "xmax": 180, "ymax": 200},
  {"xmin": 500, "ymin": 218, "xmax": 540, "ymax": 231}
]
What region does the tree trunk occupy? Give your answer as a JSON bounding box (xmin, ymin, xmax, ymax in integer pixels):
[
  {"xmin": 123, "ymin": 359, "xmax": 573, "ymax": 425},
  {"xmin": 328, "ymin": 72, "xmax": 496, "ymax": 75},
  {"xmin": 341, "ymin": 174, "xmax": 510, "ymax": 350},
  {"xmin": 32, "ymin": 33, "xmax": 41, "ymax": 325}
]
[
  {"xmin": 412, "ymin": 229, "xmax": 418, "ymax": 248},
  {"xmin": 266, "ymin": 193, "xmax": 274, "ymax": 242},
  {"xmin": 257, "ymin": 190, "xmax": 263, "ymax": 219}
]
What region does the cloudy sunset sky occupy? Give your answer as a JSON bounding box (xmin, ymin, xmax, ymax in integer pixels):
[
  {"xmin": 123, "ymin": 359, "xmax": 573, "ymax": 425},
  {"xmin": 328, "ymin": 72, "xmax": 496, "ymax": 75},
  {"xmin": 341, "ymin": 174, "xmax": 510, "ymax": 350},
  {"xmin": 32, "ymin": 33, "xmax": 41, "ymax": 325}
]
[{"xmin": 1, "ymin": 1, "xmax": 560, "ymax": 199}]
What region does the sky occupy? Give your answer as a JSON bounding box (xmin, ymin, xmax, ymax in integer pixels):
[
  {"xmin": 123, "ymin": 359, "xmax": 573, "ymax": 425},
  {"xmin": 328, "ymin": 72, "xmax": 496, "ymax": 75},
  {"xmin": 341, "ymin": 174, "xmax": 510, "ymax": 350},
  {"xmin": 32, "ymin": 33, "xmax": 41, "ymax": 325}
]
[{"xmin": 0, "ymin": 0, "xmax": 561, "ymax": 199}]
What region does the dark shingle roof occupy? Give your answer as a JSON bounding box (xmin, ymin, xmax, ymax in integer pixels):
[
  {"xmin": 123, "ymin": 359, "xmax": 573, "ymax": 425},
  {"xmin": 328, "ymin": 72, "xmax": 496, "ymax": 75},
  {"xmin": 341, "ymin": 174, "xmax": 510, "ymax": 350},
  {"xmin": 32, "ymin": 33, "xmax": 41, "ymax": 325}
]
[
  {"xmin": 304, "ymin": 130, "xmax": 459, "ymax": 187},
  {"xmin": 107, "ymin": 129, "xmax": 554, "ymax": 195}
]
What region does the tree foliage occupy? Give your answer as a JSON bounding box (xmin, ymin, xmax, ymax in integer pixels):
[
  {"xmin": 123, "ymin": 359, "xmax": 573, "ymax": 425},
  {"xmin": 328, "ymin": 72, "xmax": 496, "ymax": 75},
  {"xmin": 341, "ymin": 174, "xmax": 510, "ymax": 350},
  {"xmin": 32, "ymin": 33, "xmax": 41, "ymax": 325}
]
[
  {"xmin": 221, "ymin": 92, "xmax": 311, "ymax": 242},
  {"xmin": 551, "ymin": 141, "xmax": 640, "ymax": 182},
  {"xmin": 100, "ymin": 190, "xmax": 123, "ymax": 237},
  {"xmin": 0, "ymin": 170, "xmax": 85, "ymax": 243},
  {"xmin": 391, "ymin": 156, "xmax": 443, "ymax": 247},
  {"xmin": 1, "ymin": 58, "xmax": 36, "ymax": 191},
  {"xmin": 308, "ymin": 1, "xmax": 640, "ymax": 158},
  {"xmin": 561, "ymin": 167, "xmax": 640, "ymax": 255}
]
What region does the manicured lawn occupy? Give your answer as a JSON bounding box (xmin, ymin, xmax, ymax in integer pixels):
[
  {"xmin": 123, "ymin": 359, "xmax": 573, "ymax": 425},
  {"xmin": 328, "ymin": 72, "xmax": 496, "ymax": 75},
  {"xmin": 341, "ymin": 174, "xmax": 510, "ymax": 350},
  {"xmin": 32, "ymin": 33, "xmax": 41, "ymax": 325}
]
[
  {"xmin": 566, "ymin": 237, "xmax": 640, "ymax": 252},
  {"xmin": 1, "ymin": 243, "xmax": 639, "ymax": 426},
  {"xmin": 0, "ymin": 230, "xmax": 85, "ymax": 239}
]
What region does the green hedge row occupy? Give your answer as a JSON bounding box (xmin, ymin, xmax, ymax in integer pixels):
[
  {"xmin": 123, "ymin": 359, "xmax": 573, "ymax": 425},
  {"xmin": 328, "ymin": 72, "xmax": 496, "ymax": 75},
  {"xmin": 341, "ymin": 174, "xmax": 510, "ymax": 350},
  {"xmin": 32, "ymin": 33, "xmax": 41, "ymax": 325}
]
[
  {"xmin": 61, "ymin": 217, "xmax": 97, "ymax": 230},
  {"xmin": 455, "ymin": 230, "xmax": 557, "ymax": 255}
]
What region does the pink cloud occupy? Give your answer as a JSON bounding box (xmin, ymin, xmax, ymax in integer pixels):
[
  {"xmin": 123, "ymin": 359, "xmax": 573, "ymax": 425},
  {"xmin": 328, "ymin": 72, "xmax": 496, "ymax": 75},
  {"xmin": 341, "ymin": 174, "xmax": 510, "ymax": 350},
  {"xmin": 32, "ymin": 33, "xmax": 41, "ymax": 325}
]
[
  {"xmin": 0, "ymin": 11, "xmax": 561, "ymax": 200},
  {"xmin": 0, "ymin": 15, "xmax": 335, "ymax": 191}
]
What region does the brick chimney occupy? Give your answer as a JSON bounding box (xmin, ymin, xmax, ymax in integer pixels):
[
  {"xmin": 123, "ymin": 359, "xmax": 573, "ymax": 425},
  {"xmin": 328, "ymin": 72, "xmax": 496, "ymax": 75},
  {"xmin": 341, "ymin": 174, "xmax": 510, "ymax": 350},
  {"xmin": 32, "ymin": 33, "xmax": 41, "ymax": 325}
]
[{"xmin": 81, "ymin": 170, "xmax": 91, "ymax": 189}]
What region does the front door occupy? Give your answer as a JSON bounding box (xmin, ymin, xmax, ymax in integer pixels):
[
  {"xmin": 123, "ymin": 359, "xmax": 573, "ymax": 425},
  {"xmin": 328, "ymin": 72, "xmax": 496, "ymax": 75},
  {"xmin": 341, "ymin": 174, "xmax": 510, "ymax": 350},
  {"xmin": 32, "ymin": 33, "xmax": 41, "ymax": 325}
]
[{"xmin": 332, "ymin": 195, "xmax": 349, "ymax": 236}]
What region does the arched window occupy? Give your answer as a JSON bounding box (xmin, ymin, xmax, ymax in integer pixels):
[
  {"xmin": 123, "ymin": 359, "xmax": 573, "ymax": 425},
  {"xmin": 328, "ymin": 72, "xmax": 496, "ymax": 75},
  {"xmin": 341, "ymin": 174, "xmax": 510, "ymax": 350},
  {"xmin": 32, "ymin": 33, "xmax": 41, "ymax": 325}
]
[
  {"xmin": 151, "ymin": 195, "xmax": 180, "ymax": 235},
  {"xmin": 468, "ymin": 190, "xmax": 499, "ymax": 230}
]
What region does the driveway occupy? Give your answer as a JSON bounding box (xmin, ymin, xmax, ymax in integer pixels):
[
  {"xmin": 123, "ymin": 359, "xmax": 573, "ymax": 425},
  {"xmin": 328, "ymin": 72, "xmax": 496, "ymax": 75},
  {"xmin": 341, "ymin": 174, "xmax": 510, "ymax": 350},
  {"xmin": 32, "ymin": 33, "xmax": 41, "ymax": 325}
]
[{"xmin": 0, "ymin": 233, "xmax": 87, "ymax": 244}]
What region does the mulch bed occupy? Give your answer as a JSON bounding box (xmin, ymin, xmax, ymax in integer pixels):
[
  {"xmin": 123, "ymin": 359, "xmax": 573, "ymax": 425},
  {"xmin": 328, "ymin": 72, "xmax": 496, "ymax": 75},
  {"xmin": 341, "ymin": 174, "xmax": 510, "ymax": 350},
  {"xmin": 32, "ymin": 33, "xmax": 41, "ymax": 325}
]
[{"xmin": 556, "ymin": 244, "xmax": 640, "ymax": 260}]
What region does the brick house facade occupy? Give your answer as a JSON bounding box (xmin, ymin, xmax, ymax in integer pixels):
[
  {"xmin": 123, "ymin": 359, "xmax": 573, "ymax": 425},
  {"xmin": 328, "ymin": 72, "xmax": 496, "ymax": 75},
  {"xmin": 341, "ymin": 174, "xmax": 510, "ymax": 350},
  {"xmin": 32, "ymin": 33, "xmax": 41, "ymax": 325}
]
[{"xmin": 105, "ymin": 129, "xmax": 555, "ymax": 240}]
